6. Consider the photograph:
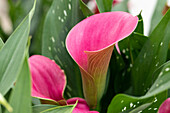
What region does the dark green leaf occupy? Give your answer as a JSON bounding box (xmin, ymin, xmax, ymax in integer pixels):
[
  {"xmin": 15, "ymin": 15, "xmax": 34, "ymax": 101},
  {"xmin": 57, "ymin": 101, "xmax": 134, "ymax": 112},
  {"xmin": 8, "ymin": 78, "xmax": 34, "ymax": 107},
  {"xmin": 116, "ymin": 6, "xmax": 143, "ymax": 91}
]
[
  {"xmin": 42, "ymin": 0, "xmax": 84, "ymax": 98},
  {"xmin": 135, "ymin": 12, "xmax": 144, "ymax": 34},
  {"xmin": 0, "ymin": 0, "xmax": 36, "ymax": 96},
  {"xmin": 5, "ymin": 56, "xmax": 32, "ymax": 113},
  {"xmin": 131, "ymin": 9, "xmax": 170, "ymax": 96},
  {"xmin": 79, "ymin": 0, "xmax": 93, "ymax": 17},
  {"xmin": 96, "ymin": 0, "xmax": 113, "ymax": 12},
  {"xmin": 112, "ymin": 33, "xmax": 148, "ymax": 93},
  {"xmin": 144, "ymin": 61, "xmax": 170, "ymax": 98}
]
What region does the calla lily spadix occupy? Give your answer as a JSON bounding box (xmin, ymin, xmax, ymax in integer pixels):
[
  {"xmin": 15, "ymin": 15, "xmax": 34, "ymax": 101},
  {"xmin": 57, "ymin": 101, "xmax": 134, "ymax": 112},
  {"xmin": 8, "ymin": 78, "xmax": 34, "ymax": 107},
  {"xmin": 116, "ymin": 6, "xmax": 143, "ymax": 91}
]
[
  {"xmin": 29, "ymin": 55, "xmax": 98, "ymax": 113},
  {"xmin": 66, "ymin": 11, "xmax": 138, "ymax": 108}
]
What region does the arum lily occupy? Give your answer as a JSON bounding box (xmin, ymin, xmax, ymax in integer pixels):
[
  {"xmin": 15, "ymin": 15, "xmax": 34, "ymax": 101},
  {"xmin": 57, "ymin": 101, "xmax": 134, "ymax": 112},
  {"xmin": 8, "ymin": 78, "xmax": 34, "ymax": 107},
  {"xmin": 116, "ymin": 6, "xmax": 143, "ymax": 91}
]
[
  {"xmin": 158, "ymin": 98, "xmax": 170, "ymax": 113},
  {"xmin": 29, "ymin": 55, "xmax": 98, "ymax": 113},
  {"xmin": 66, "ymin": 11, "xmax": 138, "ymax": 108}
]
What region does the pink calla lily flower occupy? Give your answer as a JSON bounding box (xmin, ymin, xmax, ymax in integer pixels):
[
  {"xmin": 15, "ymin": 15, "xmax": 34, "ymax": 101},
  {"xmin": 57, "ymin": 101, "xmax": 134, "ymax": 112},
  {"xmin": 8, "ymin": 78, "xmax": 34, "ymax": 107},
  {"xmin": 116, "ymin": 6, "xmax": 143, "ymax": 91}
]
[
  {"xmin": 29, "ymin": 55, "xmax": 98, "ymax": 113},
  {"xmin": 158, "ymin": 98, "xmax": 170, "ymax": 113},
  {"xmin": 66, "ymin": 11, "xmax": 138, "ymax": 108}
]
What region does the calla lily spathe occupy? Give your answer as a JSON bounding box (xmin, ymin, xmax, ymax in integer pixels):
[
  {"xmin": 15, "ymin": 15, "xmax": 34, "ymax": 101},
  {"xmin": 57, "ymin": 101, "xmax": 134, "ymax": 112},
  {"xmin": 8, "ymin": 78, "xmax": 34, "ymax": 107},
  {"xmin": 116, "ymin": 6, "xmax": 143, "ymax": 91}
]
[
  {"xmin": 29, "ymin": 55, "xmax": 98, "ymax": 113},
  {"xmin": 66, "ymin": 11, "xmax": 138, "ymax": 108}
]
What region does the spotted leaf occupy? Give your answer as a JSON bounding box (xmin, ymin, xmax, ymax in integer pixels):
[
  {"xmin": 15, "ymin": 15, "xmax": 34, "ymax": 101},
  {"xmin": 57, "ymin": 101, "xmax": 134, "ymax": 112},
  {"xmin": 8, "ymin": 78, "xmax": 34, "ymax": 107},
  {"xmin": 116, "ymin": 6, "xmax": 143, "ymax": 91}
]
[
  {"xmin": 131, "ymin": 9, "xmax": 170, "ymax": 96},
  {"xmin": 42, "ymin": 0, "xmax": 84, "ymax": 98}
]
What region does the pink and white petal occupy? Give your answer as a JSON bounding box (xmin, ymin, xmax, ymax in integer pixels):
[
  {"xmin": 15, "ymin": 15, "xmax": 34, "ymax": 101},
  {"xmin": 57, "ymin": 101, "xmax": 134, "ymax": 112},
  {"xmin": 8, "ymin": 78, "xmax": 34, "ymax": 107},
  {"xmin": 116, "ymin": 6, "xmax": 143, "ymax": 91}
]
[
  {"xmin": 29, "ymin": 55, "xmax": 66, "ymax": 102},
  {"xmin": 85, "ymin": 44, "xmax": 114, "ymax": 105},
  {"xmin": 115, "ymin": 42, "xmax": 121, "ymax": 54},
  {"xmin": 67, "ymin": 97, "xmax": 90, "ymax": 111},
  {"xmin": 67, "ymin": 97, "xmax": 99, "ymax": 113},
  {"xmin": 66, "ymin": 11, "xmax": 138, "ymax": 108},
  {"xmin": 72, "ymin": 108, "xmax": 99, "ymax": 113},
  {"xmin": 66, "ymin": 11, "xmax": 138, "ymax": 70},
  {"xmin": 158, "ymin": 98, "xmax": 170, "ymax": 113}
]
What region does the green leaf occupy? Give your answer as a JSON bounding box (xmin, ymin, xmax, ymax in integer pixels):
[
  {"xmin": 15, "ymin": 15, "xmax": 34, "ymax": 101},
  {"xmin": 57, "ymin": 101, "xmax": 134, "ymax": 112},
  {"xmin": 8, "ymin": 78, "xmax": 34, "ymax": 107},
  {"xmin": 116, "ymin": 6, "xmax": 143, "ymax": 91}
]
[
  {"xmin": 107, "ymin": 91, "xmax": 167, "ymax": 113},
  {"xmin": 33, "ymin": 105, "xmax": 57, "ymax": 113},
  {"xmin": 42, "ymin": 0, "xmax": 84, "ymax": 98},
  {"xmin": 129, "ymin": 103, "xmax": 152, "ymax": 113},
  {"xmin": 131, "ymin": 9, "xmax": 170, "ymax": 96},
  {"xmin": 5, "ymin": 56, "xmax": 32, "ymax": 113},
  {"xmin": 135, "ymin": 12, "xmax": 144, "ymax": 34},
  {"xmin": 0, "ymin": 0, "xmax": 36, "ymax": 96},
  {"xmin": 8, "ymin": 0, "xmax": 34, "ymax": 29},
  {"xmin": 149, "ymin": 0, "xmax": 167, "ymax": 33},
  {"xmin": 79, "ymin": 0, "xmax": 93, "ymax": 17},
  {"xmin": 108, "ymin": 60, "xmax": 170, "ymax": 113},
  {"xmin": 111, "ymin": 0, "xmax": 128, "ymax": 12},
  {"xmin": 0, "ymin": 93, "xmax": 12, "ymax": 112},
  {"xmin": 96, "ymin": 0, "xmax": 113, "ymax": 12},
  {"xmin": 41, "ymin": 104, "xmax": 77, "ymax": 113},
  {"xmin": 144, "ymin": 61, "xmax": 170, "ymax": 98},
  {"xmin": 0, "ymin": 38, "xmax": 4, "ymax": 50},
  {"xmin": 112, "ymin": 33, "xmax": 148, "ymax": 93},
  {"xmin": 29, "ymin": 0, "xmax": 53, "ymax": 55}
]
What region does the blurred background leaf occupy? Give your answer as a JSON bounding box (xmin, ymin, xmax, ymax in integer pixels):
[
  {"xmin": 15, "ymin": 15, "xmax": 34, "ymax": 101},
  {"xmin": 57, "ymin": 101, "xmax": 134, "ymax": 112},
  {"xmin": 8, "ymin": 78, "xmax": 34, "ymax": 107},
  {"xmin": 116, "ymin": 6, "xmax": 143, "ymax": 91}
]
[
  {"xmin": 79, "ymin": 0, "xmax": 93, "ymax": 17},
  {"xmin": 111, "ymin": 0, "xmax": 128, "ymax": 12},
  {"xmin": 8, "ymin": 0, "xmax": 53, "ymax": 55},
  {"xmin": 149, "ymin": 0, "xmax": 167, "ymax": 33},
  {"xmin": 96, "ymin": 0, "xmax": 113, "ymax": 12}
]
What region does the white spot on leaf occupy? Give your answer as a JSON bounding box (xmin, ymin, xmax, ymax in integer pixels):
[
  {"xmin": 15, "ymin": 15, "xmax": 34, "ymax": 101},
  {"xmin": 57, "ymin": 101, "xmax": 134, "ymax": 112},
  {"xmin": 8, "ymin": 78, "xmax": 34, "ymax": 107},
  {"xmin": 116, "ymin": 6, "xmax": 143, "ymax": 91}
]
[
  {"xmin": 68, "ymin": 4, "xmax": 71, "ymax": 10},
  {"xmin": 165, "ymin": 68, "xmax": 170, "ymax": 72},
  {"xmin": 122, "ymin": 49, "xmax": 126, "ymax": 53},
  {"xmin": 130, "ymin": 64, "xmax": 133, "ymax": 68},
  {"xmin": 63, "ymin": 10, "xmax": 67, "ymax": 16},
  {"xmin": 58, "ymin": 16, "xmax": 61, "ymax": 20},
  {"xmin": 130, "ymin": 102, "xmax": 133, "ymax": 108},
  {"xmin": 144, "ymin": 53, "xmax": 146, "ymax": 58},
  {"xmin": 154, "ymin": 108, "xmax": 157, "ymax": 110},
  {"xmin": 52, "ymin": 10, "xmax": 55, "ymax": 14},
  {"xmin": 125, "ymin": 55, "xmax": 129, "ymax": 59},
  {"xmin": 48, "ymin": 47, "xmax": 51, "ymax": 51},
  {"xmin": 148, "ymin": 108, "xmax": 152, "ymax": 110},
  {"xmin": 61, "ymin": 19, "xmax": 64, "ymax": 22},
  {"xmin": 51, "ymin": 36, "xmax": 55, "ymax": 43},
  {"xmin": 61, "ymin": 41, "xmax": 65, "ymax": 47},
  {"xmin": 160, "ymin": 42, "xmax": 163, "ymax": 46}
]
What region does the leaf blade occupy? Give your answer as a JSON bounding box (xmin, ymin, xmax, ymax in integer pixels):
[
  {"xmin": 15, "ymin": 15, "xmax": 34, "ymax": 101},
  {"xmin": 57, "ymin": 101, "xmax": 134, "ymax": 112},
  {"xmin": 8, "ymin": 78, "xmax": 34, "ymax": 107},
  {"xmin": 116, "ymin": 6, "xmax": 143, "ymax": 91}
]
[
  {"xmin": 0, "ymin": 0, "xmax": 36, "ymax": 96},
  {"xmin": 5, "ymin": 56, "xmax": 32, "ymax": 113},
  {"xmin": 131, "ymin": 9, "xmax": 170, "ymax": 96}
]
